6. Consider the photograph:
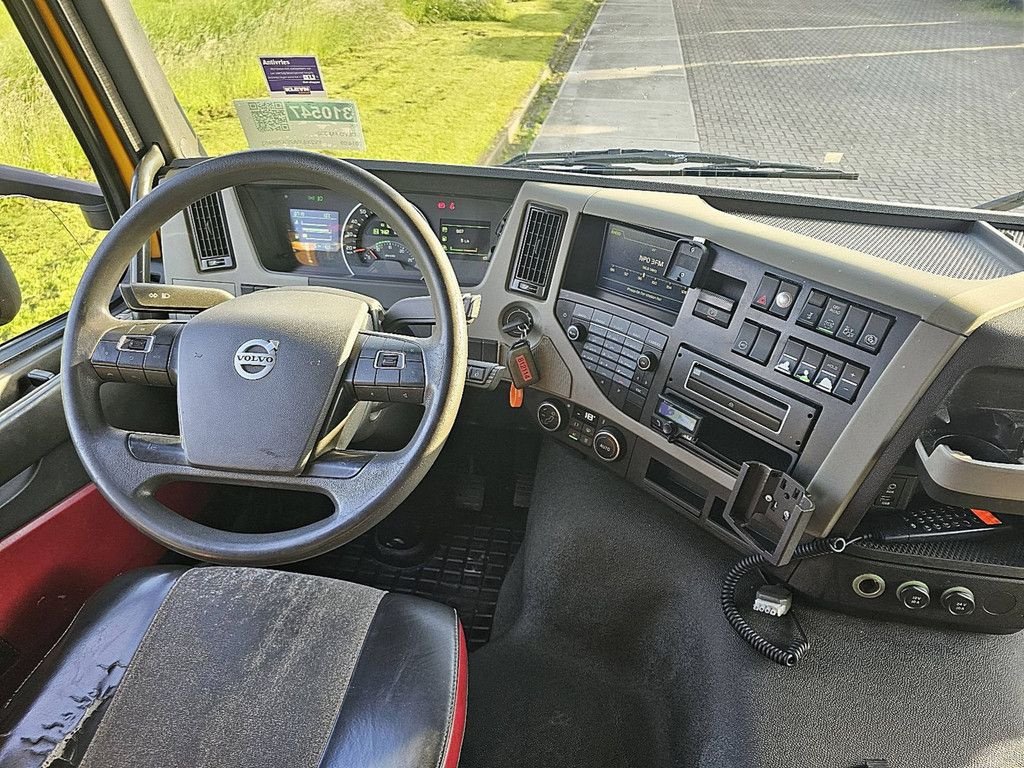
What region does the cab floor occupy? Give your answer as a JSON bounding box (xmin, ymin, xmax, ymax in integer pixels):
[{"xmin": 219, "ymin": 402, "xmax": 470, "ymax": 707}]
[
  {"xmin": 296, "ymin": 509, "xmax": 525, "ymax": 649},
  {"xmin": 195, "ymin": 425, "xmax": 539, "ymax": 650}
]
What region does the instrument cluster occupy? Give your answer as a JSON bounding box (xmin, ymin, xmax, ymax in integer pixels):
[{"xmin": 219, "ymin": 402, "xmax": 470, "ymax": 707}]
[{"xmin": 236, "ymin": 184, "xmax": 512, "ymax": 286}]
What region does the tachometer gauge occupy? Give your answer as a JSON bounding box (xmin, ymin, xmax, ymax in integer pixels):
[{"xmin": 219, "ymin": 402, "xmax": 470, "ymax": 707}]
[{"xmin": 342, "ymin": 204, "xmax": 418, "ymax": 268}]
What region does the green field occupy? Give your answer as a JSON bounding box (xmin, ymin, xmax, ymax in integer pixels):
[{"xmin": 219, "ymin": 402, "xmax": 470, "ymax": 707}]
[{"xmin": 0, "ymin": 0, "xmax": 592, "ymax": 341}]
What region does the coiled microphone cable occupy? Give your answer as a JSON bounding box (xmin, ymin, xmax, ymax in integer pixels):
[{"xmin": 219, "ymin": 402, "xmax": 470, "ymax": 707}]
[{"xmin": 721, "ymin": 535, "xmax": 870, "ymax": 666}]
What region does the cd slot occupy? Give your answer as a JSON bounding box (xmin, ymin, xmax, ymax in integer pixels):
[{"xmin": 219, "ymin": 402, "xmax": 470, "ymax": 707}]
[
  {"xmin": 684, "ymin": 364, "xmax": 787, "ymax": 433},
  {"xmin": 668, "ymin": 349, "xmax": 817, "ymax": 452}
]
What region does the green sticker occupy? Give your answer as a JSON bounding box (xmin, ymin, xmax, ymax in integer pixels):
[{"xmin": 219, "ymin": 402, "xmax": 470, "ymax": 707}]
[{"xmin": 234, "ymin": 98, "xmax": 366, "ymax": 151}]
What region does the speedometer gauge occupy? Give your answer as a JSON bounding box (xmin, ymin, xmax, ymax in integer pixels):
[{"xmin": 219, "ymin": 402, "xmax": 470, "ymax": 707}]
[{"xmin": 342, "ymin": 205, "xmax": 417, "ymax": 268}]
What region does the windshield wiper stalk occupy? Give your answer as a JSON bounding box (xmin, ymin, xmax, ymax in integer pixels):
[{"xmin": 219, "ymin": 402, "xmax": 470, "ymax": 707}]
[{"xmin": 503, "ymin": 148, "xmax": 858, "ymax": 180}]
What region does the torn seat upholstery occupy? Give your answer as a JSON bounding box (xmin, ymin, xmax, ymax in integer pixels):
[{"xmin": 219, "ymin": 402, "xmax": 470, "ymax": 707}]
[{"xmin": 0, "ymin": 567, "xmax": 467, "ymax": 768}]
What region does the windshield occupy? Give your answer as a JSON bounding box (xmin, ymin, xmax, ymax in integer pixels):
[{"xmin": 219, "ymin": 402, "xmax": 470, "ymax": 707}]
[{"xmin": 136, "ymin": 0, "xmax": 1020, "ymax": 206}]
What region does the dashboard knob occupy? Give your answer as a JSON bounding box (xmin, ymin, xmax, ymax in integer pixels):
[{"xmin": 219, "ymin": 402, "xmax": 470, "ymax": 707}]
[
  {"xmin": 536, "ymin": 400, "xmax": 564, "ymax": 432},
  {"xmin": 636, "ymin": 352, "xmax": 657, "ymax": 372},
  {"xmin": 941, "ymin": 586, "xmax": 976, "ymax": 616},
  {"xmin": 897, "ymin": 580, "xmax": 930, "ymax": 610},
  {"xmin": 566, "ymin": 323, "xmax": 586, "ymax": 343},
  {"xmin": 593, "ymin": 427, "xmax": 624, "ymax": 462}
]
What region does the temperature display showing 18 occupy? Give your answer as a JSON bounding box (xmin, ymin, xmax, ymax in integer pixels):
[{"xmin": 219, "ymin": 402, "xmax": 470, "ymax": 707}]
[{"xmin": 597, "ymin": 224, "xmax": 686, "ymax": 314}]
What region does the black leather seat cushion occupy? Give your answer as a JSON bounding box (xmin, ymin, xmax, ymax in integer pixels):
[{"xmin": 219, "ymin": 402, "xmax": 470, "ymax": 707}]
[{"xmin": 0, "ymin": 567, "xmax": 467, "ymax": 768}]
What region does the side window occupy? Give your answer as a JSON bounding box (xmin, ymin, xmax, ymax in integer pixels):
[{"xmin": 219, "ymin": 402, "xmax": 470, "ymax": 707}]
[{"xmin": 0, "ymin": 8, "xmax": 104, "ymax": 343}]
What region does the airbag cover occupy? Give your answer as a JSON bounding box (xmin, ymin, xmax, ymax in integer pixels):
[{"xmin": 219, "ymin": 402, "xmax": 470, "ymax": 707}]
[{"xmin": 175, "ymin": 287, "xmax": 369, "ymax": 473}]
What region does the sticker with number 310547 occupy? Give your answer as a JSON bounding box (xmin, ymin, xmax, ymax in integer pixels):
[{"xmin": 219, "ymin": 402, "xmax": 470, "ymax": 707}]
[
  {"xmin": 234, "ymin": 98, "xmax": 366, "ymax": 152},
  {"xmin": 284, "ymin": 101, "xmax": 356, "ymax": 122}
]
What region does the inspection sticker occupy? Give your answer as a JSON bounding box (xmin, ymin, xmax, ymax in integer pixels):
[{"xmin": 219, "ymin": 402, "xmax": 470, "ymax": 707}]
[
  {"xmin": 259, "ymin": 55, "xmax": 325, "ymax": 97},
  {"xmin": 234, "ymin": 99, "xmax": 366, "ymax": 152}
]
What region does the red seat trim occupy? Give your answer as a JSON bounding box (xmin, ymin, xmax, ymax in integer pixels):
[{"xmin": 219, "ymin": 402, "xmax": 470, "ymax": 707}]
[
  {"xmin": 0, "ymin": 483, "xmax": 201, "ymax": 699},
  {"xmin": 442, "ymin": 623, "xmax": 469, "ymax": 768}
]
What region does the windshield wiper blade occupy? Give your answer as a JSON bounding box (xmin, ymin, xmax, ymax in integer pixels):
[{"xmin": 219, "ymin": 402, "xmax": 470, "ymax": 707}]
[
  {"xmin": 976, "ymin": 189, "xmax": 1024, "ymax": 212},
  {"xmin": 538, "ymin": 164, "xmax": 856, "ymax": 179},
  {"xmin": 503, "ymin": 148, "xmax": 858, "ymax": 180}
]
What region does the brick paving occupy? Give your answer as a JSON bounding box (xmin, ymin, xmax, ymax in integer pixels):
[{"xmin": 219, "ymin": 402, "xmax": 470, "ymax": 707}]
[{"xmin": 538, "ymin": 0, "xmax": 1024, "ymax": 207}]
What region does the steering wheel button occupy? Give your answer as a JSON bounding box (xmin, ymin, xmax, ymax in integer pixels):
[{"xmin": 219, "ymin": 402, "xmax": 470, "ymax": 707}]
[
  {"xmin": 388, "ymin": 386, "xmax": 424, "ymax": 404},
  {"xmin": 92, "ymin": 341, "xmax": 121, "ymax": 367},
  {"xmin": 354, "ymin": 385, "xmax": 388, "ymax": 402},
  {"xmin": 144, "ymin": 368, "xmax": 172, "ymax": 387},
  {"xmin": 94, "ymin": 364, "xmax": 123, "ymax": 383},
  {"xmin": 116, "ymin": 349, "xmax": 147, "ymax": 370},
  {"xmin": 352, "ymin": 357, "xmax": 377, "ymax": 385},
  {"xmin": 155, "ymin": 323, "xmax": 183, "ymax": 343},
  {"xmin": 399, "ymin": 361, "xmax": 425, "ymax": 386},
  {"xmin": 144, "ymin": 344, "xmax": 172, "ymax": 372},
  {"xmin": 374, "ymin": 366, "xmax": 401, "ymax": 386},
  {"xmin": 374, "ymin": 350, "xmax": 405, "ymax": 369},
  {"xmin": 120, "ymin": 367, "xmax": 149, "ymax": 385},
  {"xmin": 117, "ymin": 335, "xmax": 154, "ymax": 353}
]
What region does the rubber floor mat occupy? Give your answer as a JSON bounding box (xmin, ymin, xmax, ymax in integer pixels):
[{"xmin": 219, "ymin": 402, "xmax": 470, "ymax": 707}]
[
  {"xmin": 193, "ymin": 425, "xmax": 539, "ymax": 649},
  {"xmin": 296, "ymin": 511, "xmax": 525, "ymax": 649}
]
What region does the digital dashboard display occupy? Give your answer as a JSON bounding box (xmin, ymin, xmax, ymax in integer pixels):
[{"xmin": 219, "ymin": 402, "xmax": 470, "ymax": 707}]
[
  {"xmin": 439, "ymin": 219, "xmax": 491, "ymax": 258},
  {"xmin": 289, "ymin": 208, "xmax": 340, "ymax": 265},
  {"xmin": 597, "ymin": 224, "xmax": 686, "ymax": 314},
  {"xmin": 237, "ymin": 183, "xmax": 513, "ymax": 286}
]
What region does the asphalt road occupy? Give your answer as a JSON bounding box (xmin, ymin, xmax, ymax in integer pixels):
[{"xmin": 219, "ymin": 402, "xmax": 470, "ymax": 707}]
[{"xmin": 533, "ymin": 0, "xmax": 1024, "ymax": 208}]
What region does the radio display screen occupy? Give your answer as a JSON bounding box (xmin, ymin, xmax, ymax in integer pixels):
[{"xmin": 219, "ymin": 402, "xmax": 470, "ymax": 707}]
[{"xmin": 596, "ymin": 223, "xmax": 686, "ymax": 313}]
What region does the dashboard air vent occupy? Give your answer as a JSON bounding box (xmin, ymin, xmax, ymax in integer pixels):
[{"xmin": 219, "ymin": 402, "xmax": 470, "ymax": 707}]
[
  {"xmin": 508, "ymin": 204, "xmax": 566, "ymax": 298},
  {"xmin": 186, "ymin": 193, "xmax": 236, "ymax": 272}
]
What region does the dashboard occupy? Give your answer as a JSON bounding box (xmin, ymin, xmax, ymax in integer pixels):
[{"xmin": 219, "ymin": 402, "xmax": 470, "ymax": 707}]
[{"xmin": 156, "ymin": 159, "xmax": 1024, "ymax": 634}]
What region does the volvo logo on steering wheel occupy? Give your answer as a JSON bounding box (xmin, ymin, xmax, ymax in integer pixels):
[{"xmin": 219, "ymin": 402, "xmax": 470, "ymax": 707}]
[{"xmin": 233, "ymin": 339, "xmax": 280, "ymax": 380}]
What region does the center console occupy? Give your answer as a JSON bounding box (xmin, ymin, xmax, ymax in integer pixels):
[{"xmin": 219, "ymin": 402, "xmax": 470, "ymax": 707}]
[{"xmin": 546, "ymin": 213, "xmax": 912, "ymax": 486}]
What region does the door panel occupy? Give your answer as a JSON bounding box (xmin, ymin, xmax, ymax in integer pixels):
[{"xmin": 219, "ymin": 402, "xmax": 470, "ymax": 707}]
[
  {"xmin": 0, "ymin": 332, "xmax": 61, "ymax": 412},
  {"xmin": 0, "ymin": 358, "xmax": 86, "ymax": 540}
]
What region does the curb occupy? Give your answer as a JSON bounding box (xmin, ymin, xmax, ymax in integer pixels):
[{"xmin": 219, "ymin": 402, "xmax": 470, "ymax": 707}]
[{"xmin": 478, "ymin": 0, "xmax": 602, "ymax": 166}]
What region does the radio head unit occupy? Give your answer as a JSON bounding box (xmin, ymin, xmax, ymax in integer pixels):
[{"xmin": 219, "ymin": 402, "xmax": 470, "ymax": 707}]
[
  {"xmin": 595, "ymin": 222, "xmax": 707, "ymax": 314},
  {"xmin": 561, "ymin": 215, "xmax": 710, "ymax": 323}
]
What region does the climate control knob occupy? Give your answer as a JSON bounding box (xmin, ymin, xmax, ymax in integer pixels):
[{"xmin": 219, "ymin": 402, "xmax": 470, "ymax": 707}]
[
  {"xmin": 593, "ymin": 427, "xmax": 624, "ymax": 462},
  {"xmin": 636, "ymin": 352, "xmax": 657, "ymax": 372},
  {"xmin": 566, "ymin": 323, "xmax": 586, "ymax": 342},
  {"xmin": 537, "ymin": 400, "xmax": 564, "ymax": 432},
  {"xmin": 897, "ymin": 580, "xmax": 931, "ymax": 610}
]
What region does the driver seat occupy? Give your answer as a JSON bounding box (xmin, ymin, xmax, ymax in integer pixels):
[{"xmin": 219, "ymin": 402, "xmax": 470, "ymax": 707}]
[{"xmin": 0, "ymin": 567, "xmax": 467, "ymax": 768}]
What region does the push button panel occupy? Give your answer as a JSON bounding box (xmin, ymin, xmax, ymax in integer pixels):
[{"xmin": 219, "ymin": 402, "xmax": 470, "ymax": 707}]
[
  {"xmin": 347, "ymin": 336, "xmax": 426, "ymax": 404},
  {"xmin": 772, "ymin": 337, "xmax": 869, "ymax": 403},
  {"xmin": 796, "ymin": 290, "xmax": 893, "ymax": 354},
  {"xmin": 557, "ymin": 298, "xmax": 669, "ymax": 422},
  {"xmin": 91, "ymin": 323, "xmax": 183, "ymax": 386},
  {"xmin": 731, "ymin": 321, "xmax": 778, "ymax": 365},
  {"xmin": 529, "ymin": 399, "xmax": 629, "ymax": 469},
  {"xmin": 751, "ymin": 273, "xmax": 801, "ymax": 319}
]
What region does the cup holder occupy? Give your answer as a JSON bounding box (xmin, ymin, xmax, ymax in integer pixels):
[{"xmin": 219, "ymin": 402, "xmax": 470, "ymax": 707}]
[{"xmin": 933, "ymin": 434, "xmax": 1013, "ymax": 464}]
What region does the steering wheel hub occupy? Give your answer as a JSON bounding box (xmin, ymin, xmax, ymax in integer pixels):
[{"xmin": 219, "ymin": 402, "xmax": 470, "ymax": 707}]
[{"xmin": 176, "ymin": 287, "xmax": 370, "ymax": 474}]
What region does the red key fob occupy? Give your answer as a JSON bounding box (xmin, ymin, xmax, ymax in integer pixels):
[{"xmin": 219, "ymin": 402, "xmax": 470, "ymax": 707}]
[{"xmin": 507, "ymin": 339, "xmax": 541, "ymax": 389}]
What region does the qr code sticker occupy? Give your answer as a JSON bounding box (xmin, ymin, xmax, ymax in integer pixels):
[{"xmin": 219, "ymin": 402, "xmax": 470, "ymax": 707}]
[{"xmin": 247, "ymin": 100, "xmax": 289, "ymax": 132}]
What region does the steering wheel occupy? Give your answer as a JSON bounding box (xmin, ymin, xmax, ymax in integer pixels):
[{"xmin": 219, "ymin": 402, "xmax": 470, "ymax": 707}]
[{"xmin": 61, "ymin": 149, "xmax": 467, "ymax": 566}]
